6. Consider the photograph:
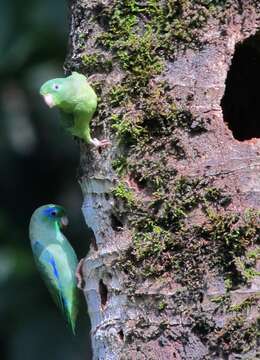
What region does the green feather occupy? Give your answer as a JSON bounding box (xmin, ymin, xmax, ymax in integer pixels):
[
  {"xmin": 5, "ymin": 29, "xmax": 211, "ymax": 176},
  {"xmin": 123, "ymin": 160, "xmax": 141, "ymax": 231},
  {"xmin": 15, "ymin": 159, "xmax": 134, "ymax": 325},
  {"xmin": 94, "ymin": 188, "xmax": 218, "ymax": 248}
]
[{"xmin": 29, "ymin": 204, "xmax": 79, "ymax": 334}]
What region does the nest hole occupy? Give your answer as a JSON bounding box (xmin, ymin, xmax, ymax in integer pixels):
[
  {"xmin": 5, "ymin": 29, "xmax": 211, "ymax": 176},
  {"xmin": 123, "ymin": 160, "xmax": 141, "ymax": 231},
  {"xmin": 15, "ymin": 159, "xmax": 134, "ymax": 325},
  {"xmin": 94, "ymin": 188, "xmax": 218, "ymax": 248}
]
[
  {"xmin": 88, "ymin": 227, "xmax": 98, "ymax": 251},
  {"xmin": 221, "ymin": 32, "xmax": 260, "ymax": 141},
  {"xmin": 111, "ymin": 213, "xmax": 124, "ymax": 231},
  {"xmin": 118, "ymin": 330, "xmax": 124, "ymax": 341},
  {"xmin": 99, "ymin": 279, "xmax": 108, "ymax": 307}
]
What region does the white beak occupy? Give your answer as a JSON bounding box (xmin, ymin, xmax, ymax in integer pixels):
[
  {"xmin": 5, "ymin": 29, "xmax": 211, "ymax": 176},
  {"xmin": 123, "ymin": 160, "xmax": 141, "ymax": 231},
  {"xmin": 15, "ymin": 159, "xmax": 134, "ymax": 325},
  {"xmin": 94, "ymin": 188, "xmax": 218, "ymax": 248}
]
[
  {"xmin": 43, "ymin": 94, "xmax": 55, "ymax": 108},
  {"xmin": 61, "ymin": 216, "xmax": 69, "ymax": 228}
]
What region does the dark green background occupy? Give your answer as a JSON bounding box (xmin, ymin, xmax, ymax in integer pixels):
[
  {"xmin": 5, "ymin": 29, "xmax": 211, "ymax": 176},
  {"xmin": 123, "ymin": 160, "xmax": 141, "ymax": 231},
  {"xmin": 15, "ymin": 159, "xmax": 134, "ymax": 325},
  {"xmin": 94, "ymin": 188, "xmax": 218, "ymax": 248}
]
[{"xmin": 0, "ymin": 1, "xmax": 91, "ymax": 358}]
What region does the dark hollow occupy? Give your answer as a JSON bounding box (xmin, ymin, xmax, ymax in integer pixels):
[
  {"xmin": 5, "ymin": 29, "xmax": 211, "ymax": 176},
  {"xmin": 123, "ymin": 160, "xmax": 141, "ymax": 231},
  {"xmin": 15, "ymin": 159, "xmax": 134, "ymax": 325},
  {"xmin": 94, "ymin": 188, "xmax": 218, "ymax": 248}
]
[
  {"xmin": 221, "ymin": 33, "xmax": 260, "ymax": 141},
  {"xmin": 118, "ymin": 330, "xmax": 124, "ymax": 341},
  {"xmin": 99, "ymin": 279, "xmax": 108, "ymax": 307},
  {"xmin": 89, "ymin": 227, "xmax": 98, "ymax": 251},
  {"xmin": 111, "ymin": 213, "xmax": 123, "ymax": 231}
]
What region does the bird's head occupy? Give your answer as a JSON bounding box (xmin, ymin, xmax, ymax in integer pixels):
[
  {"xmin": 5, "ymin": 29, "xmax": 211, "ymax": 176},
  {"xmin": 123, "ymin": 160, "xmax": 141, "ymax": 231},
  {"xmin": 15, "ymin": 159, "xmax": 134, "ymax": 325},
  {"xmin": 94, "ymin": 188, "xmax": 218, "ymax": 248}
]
[
  {"xmin": 38, "ymin": 204, "xmax": 69, "ymax": 230},
  {"xmin": 40, "ymin": 72, "xmax": 97, "ymax": 114},
  {"xmin": 40, "ymin": 77, "xmax": 68, "ymax": 109}
]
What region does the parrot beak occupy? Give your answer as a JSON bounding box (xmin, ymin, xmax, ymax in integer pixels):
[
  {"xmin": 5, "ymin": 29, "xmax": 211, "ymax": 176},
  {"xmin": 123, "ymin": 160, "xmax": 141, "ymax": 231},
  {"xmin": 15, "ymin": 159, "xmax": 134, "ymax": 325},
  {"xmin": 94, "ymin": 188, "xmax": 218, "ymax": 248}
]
[
  {"xmin": 60, "ymin": 216, "xmax": 69, "ymax": 228},
  {"xmin": 43, "ymin": 94, "xmax": 55, "ymax": 108}
]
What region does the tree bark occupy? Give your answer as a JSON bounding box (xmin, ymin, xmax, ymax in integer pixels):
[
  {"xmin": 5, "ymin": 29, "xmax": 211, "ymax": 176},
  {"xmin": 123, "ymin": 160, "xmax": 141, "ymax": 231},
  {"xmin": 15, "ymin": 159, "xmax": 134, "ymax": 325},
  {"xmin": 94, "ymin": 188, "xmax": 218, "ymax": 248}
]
[{"xmin": 66, "ymin": 1, "xmax": 260, "ymax": 359}]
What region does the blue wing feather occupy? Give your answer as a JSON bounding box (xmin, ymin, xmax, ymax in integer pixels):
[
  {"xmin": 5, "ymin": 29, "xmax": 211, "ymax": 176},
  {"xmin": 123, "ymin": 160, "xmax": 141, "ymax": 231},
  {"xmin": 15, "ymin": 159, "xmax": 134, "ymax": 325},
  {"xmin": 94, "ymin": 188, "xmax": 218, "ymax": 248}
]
[{"xmin": 32, "ymin": 241, "xmax": 68, "ymax": 315}]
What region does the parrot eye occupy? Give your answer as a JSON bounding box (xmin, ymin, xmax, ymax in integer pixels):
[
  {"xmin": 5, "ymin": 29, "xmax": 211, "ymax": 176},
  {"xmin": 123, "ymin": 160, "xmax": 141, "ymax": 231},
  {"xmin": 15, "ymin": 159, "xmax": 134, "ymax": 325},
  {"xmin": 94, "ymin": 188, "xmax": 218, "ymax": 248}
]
[
  {"xmin": 53, "ymin": 84, "xmax": 61, "ymax": 91},
  {"xmin": 50, "ymin": 209, "xmax": 58, "ymax": 217}
]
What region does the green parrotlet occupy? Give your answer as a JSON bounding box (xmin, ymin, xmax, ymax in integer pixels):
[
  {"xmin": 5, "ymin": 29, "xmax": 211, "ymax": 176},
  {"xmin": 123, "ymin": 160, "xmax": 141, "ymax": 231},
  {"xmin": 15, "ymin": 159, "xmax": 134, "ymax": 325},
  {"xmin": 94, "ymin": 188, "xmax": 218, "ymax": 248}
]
[
  {"xmin": 29, "ymin": 204, "xmax": 80, "ymax": 334},
  {"xmin": 40, "ymin": 72, "xmax": 110, "ymax": 147}
]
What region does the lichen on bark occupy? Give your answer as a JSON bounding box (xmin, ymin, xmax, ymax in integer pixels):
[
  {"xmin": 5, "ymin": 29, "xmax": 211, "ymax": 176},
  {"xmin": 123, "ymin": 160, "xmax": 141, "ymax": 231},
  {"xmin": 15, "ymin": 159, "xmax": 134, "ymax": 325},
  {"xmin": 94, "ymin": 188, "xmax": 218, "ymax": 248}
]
[{"xmin": 66, "ymin": 1, "xmax": 260, "ymax": 359}]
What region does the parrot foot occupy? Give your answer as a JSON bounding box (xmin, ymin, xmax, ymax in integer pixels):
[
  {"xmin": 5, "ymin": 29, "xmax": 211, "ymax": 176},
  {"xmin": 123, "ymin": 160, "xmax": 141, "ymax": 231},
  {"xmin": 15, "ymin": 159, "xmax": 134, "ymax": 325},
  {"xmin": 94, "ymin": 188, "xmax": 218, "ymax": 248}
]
[
  {"xmin": 76, "ymin": 258, "xmax": 85, "ymax": 290},
  {"xmin": 90, "ymin": 138, "xmax": 111, "ymax": 148}
]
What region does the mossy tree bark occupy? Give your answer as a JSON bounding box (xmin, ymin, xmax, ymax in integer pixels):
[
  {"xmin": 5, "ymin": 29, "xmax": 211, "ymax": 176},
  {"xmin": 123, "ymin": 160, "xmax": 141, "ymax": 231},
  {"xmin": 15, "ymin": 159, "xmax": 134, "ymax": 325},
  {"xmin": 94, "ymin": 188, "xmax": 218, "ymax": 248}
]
[{"xmin": 66, "ymin": 1, "xmax": 260, "ymax": 359}]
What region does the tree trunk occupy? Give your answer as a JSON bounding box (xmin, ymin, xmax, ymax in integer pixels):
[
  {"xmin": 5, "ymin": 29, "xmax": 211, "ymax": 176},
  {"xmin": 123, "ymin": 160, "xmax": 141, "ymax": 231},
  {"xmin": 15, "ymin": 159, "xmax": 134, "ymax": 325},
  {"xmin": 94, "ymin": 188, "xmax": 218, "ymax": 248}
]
[{"xmin": 66, "ymin": 1, "xmax": 260, "ymax": 359}]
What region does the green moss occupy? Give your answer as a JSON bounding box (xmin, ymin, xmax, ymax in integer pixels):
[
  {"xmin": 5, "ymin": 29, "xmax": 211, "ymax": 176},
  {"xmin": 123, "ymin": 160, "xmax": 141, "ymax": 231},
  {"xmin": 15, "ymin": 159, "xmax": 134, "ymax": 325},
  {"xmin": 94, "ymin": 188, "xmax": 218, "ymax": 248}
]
[
  {"xmin": 158, "ymin": 300, "xmax": 167, "ymax": 311},
  {"xmin": 117, "ymin": 174, "xmax": 259, "ymax": 290},
  {"xmin": 129, "ymin": 158, "xmax": 178, "ymax": 192},
  {"xmin": 97, "ymin": 0, "xmax": 229, "ymax": 72},
  {"xmin": 107, "ymin": 82, "xmax": 208, "ymax": 166},
  {"xmin": 204, "ymin": 187, "xmax": 231, "ymax": 206},
  {"xmin": 229, "ymin": 296, "xmax": 258, "ymax": 313},
  {"xmin": 97, "ymin": 2, "xmax": 163, "ymax": 85},
  {"xmin": 118, "ymin": 177, "xmax": 228, "ymax": 285},
  {"xmin": 247, "ymin": 247, "xmax": 260, "ymax": 260},
  {"xmin": 192, "ymin": 312, "xmax": 215, "ymax": 337},
  {"xmin": 108, "ymin": 84, "xmax": 210, "ymax": 179},
  {"xmin": 111, "ymin": 113, "xmax": 146, "ymax": 145},
  {"xmin": 199, "ymin": 210, "xmax": 260, "ymax": 288},
  {"xmin": 109, "ymin": 84, "xmax": 131, "ymax": 108},
  {"xmin": 211, "ymin": 295, "xmax": 226, "ymax": 304},
  {"xmin": 211, "ymin": 295, "xmax": 230, "ymax": 310},
  {"xmin": 209, "ymin": 316, "xmax": 260, "ymax": 356},
  {"xmin": 224, "ymin": 278, "xmax": 232, "ymax": 292},
  {"xmin": 149, "ymin": 176, "xmax": 208, "ymax": 222},
  {"xmin": 114, "ymin": 28, "xmax": 163, "ymax": 79},
  {"xmin": 112, "ymin": 156, "xmax": 128, "ymax": 176},
  {"xmin": 93, "ymin": 0, "xmax": 231, "ymax": 147},
  {"xmin": 141, "ymin": 99, "xmax": 208, "ymax": 137},
  {"xmin": 112, "ymin": 182, "xmax": 135, "ymax": 206},
  {"xmin": 234, "ymin": 256, "xmax": 260, "ymax": 282},
  {"xmin": 133, "ymin": 224, "xmax": 173, "ymax": 262},
  {"xmin": 82, "ymin": 53, "xmax": 112, "ymax": 74}
]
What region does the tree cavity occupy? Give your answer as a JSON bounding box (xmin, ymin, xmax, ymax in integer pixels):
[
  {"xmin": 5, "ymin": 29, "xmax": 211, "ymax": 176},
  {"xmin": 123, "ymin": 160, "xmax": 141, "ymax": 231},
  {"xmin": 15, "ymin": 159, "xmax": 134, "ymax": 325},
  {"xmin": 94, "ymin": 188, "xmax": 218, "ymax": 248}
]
[
  {"xmin": 99, "ymin": 279, "xmax": 108, "ymax": 307},
  {"xmin": 221, "ymin": 32, "xmax": 260, "ymax": 141}
]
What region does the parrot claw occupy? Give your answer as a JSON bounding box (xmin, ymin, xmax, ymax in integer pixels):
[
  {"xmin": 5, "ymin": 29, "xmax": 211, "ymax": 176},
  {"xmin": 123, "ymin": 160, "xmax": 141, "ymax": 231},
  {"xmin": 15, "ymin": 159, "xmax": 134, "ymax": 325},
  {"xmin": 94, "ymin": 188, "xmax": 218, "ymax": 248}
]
[
  {"xmin": 90, "ymin": 138, "xmax": 111, "ymax": 148},
  {"xmin": 76, "ymin": 258, "xmax": 85, "ymax": 290}
]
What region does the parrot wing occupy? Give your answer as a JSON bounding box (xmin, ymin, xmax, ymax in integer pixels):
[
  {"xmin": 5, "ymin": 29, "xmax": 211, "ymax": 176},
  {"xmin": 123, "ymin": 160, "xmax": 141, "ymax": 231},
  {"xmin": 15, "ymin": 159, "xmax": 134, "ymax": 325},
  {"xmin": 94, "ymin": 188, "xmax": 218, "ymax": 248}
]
[
  {"xmin": 32, "ymin": 241, "xmax": 77, "ymax": 333},
  {"xmin": 59, "ymin": 111, "xmax": 74, "ymax": 130},
  {"xmin": 32, "ymin": 241, "xmax": 67, "ymax": 311}
]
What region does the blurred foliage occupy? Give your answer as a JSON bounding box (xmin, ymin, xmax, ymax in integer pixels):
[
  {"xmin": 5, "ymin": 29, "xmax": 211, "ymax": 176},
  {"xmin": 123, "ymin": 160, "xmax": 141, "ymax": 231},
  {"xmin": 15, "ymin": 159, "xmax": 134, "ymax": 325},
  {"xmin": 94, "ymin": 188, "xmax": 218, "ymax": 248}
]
[{"xmin": 0, "ymin": 1, "xmax": 91, "ymax": 359}]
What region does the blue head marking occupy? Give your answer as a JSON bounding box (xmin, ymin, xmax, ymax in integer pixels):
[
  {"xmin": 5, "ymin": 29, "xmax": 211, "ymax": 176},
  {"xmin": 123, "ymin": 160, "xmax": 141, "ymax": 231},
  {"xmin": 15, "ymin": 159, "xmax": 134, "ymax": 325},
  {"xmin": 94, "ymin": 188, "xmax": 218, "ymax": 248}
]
[{"xmin": 43, "ymin": 206, "xmax": 59, "ymax": 219}]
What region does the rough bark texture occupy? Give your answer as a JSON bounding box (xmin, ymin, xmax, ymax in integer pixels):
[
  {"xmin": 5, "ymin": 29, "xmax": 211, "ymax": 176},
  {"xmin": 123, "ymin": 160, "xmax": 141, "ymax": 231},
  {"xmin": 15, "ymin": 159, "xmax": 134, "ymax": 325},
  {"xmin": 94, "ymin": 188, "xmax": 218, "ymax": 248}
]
[{"xmin": 65, "ymin": 1, "xmax": 260, "ymax": 359}]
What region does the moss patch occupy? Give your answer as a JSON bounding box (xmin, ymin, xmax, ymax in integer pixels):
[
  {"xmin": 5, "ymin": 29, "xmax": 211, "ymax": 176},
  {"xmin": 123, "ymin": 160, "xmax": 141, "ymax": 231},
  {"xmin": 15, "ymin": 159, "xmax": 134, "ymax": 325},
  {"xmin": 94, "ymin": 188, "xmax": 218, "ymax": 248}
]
[
  {"xmin": 113, "ymin": 171, "xmax": 259, "ymax": 292},
  {"xmin": 97, "ymin": 0, "xmax": 229, "ymax": 65},
  {"xmin": 112, "ymin": 182, "xmax": 135, "ymax": 206},
  {"xmin": 209, "ymin": 316, "xmax": 260, "ymax": 356},
  {"xmin": 82, "ymin": 53, "xmax": 112, "ymax": 73},
  {"xmin": 229, "ymin": 295, "xmax": 259, "ymax": 313},
  {"xmin": 108, "ymin": 82, "xmax": 209, "ymax": 181}
]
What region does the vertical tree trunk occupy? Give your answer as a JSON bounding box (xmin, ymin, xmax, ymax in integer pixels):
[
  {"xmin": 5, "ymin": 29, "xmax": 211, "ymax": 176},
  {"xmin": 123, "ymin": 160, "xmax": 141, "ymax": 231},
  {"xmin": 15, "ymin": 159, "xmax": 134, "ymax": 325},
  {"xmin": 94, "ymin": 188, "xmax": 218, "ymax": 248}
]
[{"xmin": 66, "ymin": 1, "xmax": 260, "ymax": 359}]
